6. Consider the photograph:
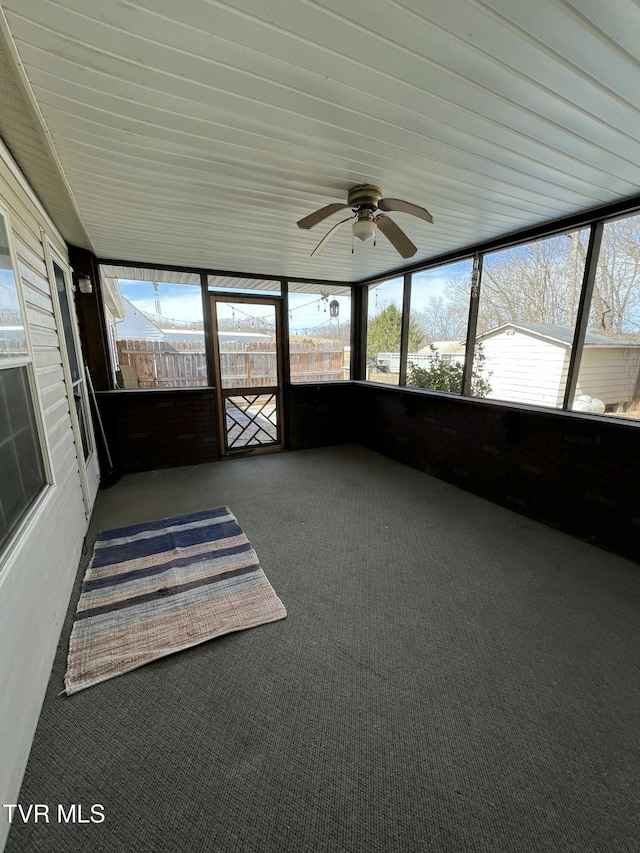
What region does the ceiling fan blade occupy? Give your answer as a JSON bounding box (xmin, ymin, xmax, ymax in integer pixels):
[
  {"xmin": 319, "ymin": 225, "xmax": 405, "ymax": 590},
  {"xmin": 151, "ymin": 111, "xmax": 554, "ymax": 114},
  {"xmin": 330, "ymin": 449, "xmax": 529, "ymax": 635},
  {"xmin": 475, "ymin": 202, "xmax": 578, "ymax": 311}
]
[
  {"xmin": 297, "ymin": 203, "xmax": 351, "ymax": 229},
  {"xmin": 378, "ymin": 197, "xmax": 433, "ymax": 224},
  {"xmin": 310, "ymin": 217, "xmax": 352, "ymax": 257},
  {"xmin": 376, "ymin": 216, "xmax": 417, "ymax": 258},
  {"xmin": 311, "ymin": 216, "xmax": 353, "ymax": 258}
]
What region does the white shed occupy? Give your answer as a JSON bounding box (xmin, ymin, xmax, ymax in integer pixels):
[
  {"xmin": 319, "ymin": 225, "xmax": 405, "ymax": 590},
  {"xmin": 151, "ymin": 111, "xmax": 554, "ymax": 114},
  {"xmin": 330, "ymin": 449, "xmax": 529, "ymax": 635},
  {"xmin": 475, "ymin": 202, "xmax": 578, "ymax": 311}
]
[{"xmin": 477, "ymin": 323, "xmax": 640, "ymax": 410}]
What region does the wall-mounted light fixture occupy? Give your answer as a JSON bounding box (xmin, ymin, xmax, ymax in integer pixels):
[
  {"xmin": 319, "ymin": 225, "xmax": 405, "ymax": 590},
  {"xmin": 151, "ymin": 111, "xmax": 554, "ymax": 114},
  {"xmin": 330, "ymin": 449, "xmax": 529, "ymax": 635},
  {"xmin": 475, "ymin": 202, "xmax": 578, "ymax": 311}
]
[{"xmin": 77, "ymin": 275, "xmax": 93, "ymax": 294}]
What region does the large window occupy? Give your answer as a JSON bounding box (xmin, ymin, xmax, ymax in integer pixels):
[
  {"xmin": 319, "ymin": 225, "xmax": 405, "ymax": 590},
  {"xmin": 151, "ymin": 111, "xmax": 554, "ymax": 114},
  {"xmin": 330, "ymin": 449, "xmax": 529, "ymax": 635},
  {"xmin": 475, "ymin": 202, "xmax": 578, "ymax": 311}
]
[
  {"xmin": 471, "ymin": 230, "xmax": 589, "ymax": 407},
  {"xmin": 97, "ymin": 208, "xmax": 640, "ymax": 424},
  {"xmin": 571, "ymin": 214, "xmax": 640, "ymax": 420},
  {"xmin": 101, "ymin": 267, "xmax": 205, "ymax": 389},
  {"xmin": 0, "ymin": 212, "xmax": 46, "ymax": 555},
  {"xmin": 406, "ymin": 259, "xmax": 472, "ymax": 392},
  {"xmin": 366, "ymin": 277, "xmax": 404, "ymax": 385},
  {"xmin": 288, "ymin": 283, "xmax": 351, "ymax": 382},
  {"xmin": 364, "ymin": 218, "xmax": 640, "ymax": 425}
]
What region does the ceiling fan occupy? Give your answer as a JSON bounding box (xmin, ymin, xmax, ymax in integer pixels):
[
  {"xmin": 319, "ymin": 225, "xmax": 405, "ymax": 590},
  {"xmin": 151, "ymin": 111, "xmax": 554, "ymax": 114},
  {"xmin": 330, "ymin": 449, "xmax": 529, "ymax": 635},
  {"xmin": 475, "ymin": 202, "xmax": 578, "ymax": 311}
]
[{"xmin": 296, "ymin": 184, "xmax": 433, "ymax": 259}]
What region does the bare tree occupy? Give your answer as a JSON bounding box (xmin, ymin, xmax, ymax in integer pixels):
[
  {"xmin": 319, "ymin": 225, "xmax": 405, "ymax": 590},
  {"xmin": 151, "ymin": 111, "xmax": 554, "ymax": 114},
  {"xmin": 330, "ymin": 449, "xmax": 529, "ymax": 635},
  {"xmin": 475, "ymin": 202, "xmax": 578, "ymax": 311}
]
[
  {"xmin": 412, "ymin": 214, "xmax": 640, "ymax": 348},
  {"xmin": 474, "ymin": 218, "xmax": 640, "ymax": 337},
  {"xmin": 470, "ymin": 232, "xmax": 587, "ymax": 334},
  {"xmin": 412, "ymin": 294, "xmax": 468, "ymax": 344},
  {"xmin": 590, "ymin": 216, "xmax": 640, "ymax": 335},
  {"xmin": 411, "ymin": 271, "xmax": 472, "ymax": 343}
]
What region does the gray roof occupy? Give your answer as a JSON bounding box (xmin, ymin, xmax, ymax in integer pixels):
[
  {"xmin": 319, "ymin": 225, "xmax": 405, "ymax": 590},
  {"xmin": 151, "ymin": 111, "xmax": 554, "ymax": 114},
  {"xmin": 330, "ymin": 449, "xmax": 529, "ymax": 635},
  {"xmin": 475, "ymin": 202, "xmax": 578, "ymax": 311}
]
[{"xmin": 488, "ymin": 323, "xmax": 640, "ymax": 347}]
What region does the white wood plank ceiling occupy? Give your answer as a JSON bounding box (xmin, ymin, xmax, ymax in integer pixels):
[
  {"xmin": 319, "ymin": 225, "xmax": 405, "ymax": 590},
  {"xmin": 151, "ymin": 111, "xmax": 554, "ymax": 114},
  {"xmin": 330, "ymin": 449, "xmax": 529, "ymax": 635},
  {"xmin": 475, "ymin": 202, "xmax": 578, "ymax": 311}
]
[{"xmin": 1, "ymin": 0, "xmax": 639, "ymax": 282}]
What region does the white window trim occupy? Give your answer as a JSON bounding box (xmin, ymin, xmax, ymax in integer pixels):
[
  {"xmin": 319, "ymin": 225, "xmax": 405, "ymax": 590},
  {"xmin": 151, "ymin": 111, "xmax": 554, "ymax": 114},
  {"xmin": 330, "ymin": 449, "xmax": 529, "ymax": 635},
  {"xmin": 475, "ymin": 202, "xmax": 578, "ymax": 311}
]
[
  {"xmin": 44, "ymin": 237, "xmax": 96, "ymax": 516},
  {"xmin": 0, "ymin": 204, "xmax": 54, "ymax": 567}
]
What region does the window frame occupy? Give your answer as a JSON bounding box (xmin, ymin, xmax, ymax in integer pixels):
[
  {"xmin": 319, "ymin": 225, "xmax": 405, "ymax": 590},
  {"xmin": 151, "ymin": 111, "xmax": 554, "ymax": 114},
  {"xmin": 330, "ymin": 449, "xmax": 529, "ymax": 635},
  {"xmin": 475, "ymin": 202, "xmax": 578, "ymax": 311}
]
[
  {"xmin": 0, "ymin": 205, "xmax": 53, "ymax": 565},
  {"xmin": 286, "ymin": 281, "xmax": 353, "ymax": 385},
  {"xmin": 102, "ymin": 271, "xmax": 208, "ymax": 390},
  {"xmin": 360, "ymin": 216, "xmax": 640, "ymax": 424},
  {"xmin": 365, "ymin": 276, "xmax": 408, "ymax": 386}
]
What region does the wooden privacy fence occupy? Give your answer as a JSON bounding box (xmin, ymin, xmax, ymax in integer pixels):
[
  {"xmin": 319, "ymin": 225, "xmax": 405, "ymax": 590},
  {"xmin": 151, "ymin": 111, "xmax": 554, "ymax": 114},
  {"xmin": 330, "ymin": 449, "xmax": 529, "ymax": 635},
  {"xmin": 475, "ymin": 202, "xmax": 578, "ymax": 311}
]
[
  {"xmin": 0, "ymin": 338, "xmax": 27, "ymax": 357},
  {"xmin": 220, "ymin": 341, "xmax": 347, "ymax": 386},
  {"xmin": 117, "ymin": 339, "xmax": 347, "ymax": 387},
  {"xmin": 219, "ymin": 341, "xmax": 277, "ymax": 388},
  {"xmin": 117, "ymin": 340, "xmax": 208, "ymax": 388},
  {"xmin": 289, "ymin": 341, "xmax": 347, "ymax": 382}
]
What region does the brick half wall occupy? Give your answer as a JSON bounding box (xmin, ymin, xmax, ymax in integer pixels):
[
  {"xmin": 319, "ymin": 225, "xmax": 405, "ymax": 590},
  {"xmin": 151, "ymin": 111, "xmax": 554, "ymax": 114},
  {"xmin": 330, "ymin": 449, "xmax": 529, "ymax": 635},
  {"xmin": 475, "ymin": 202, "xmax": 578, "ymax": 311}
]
[
  {"xmin": 286, "ymin": 383, "xmax": 355, "ymax": 450},
  {"xmin": 96, "ymin": 389, "xmax": 218, "ymax": 474},
  {"xmin": 95, "ymin": 382, "xmax": 356, "ymax": 474},
  {"xmin": 355, "ymin": 383, "xmax": 640, "ymax": 562}
]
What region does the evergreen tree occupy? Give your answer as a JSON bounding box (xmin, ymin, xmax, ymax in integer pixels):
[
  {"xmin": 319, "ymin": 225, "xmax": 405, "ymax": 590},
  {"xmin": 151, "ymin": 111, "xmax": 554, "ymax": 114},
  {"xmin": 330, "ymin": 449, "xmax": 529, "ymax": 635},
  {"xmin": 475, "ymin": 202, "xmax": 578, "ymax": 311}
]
[{"xmin": 367, "ymin": 303, "xmax": 425, "ymax": 358}]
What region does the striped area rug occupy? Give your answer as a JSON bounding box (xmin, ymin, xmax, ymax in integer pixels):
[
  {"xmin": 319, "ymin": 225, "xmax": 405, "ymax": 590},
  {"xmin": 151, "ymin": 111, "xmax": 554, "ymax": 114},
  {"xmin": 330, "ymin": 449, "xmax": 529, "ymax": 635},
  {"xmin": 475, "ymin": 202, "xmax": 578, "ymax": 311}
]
[{"xmin": 64, "ymin": 507, "xmax": 286, "ymax": 694}]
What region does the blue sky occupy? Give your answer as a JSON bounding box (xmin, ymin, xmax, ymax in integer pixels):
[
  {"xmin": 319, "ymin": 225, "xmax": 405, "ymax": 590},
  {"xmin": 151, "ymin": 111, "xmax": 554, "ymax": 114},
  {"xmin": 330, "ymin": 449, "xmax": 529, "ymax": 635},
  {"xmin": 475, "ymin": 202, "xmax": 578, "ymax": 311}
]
[
  {"xmin": 367, "ymin": 260, "xmax": 471, "ymax": 318},
  {"xmin": 118, "ymin": 261, "xmax": 471, "ymax": 331},
  {"xmin": 0, "ymin": 269, "xmax": 19, "ymax": 311},
  {"xmin": 118, "ymin": 280, "xmax": 351, "ymax": 331},
  {"xmin": 119, "ymin": 281, "xmax": 202, "ymax": 322}
]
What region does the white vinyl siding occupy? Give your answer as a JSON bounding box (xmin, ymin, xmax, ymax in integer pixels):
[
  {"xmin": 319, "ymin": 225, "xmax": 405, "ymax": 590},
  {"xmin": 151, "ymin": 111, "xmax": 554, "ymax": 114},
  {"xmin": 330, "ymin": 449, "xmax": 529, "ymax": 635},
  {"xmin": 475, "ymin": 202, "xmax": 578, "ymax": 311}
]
[
  {"xmin": 47, "ymin": 247, "xmax": 100, "ymax": 508},
  {"xmin": 0, "ymin": 139, "xmax": 95, "ymax": 850},
  {"xmin": 576, "ymin": 348, "xmax": 640, "ymax": 407},
  {"xmin": 480, "ymin": 330, "xmax": 567, "ymax": 408}
]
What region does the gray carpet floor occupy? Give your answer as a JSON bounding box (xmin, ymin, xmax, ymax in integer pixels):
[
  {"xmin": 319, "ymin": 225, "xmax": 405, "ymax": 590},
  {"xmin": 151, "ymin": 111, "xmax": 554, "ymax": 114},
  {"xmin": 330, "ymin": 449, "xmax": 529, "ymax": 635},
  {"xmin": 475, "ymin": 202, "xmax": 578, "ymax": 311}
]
[{"xmin": 6, "ymin": 445, "xmax": 640, "ymax": 852}]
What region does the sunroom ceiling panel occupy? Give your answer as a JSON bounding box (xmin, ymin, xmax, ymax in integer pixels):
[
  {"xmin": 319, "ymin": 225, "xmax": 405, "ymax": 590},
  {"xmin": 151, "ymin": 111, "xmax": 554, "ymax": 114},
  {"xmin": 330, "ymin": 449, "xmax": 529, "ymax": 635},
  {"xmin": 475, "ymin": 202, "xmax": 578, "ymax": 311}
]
[{"xmin": 1, "ymin": 0, "xmax": 639, "ymax": 281}]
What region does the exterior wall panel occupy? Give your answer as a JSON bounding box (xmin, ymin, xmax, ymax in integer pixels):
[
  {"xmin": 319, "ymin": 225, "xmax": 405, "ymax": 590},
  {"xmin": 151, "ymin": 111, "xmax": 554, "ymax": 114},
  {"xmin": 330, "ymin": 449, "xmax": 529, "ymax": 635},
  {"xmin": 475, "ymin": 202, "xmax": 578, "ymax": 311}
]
[
  {"xmin": 577, "ymin": 348, "xmax": 639, "ymax": 405},
  {"xmin": 482, "ymin": 332, "xmax": 566, "ymax": 407},
  {"xmin": 0, "ymin": 142, "xmax": 92, "ymax": 850}
]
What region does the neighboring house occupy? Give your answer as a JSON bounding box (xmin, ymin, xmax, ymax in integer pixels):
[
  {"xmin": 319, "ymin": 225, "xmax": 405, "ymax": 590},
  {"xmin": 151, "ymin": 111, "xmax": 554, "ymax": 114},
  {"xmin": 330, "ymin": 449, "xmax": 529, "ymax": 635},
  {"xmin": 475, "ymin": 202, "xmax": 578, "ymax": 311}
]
[
  {"xmin": 109, "ymin": 297, "xmax": 274, "ymax": 352},
  {"xmin": 418, "ymin": 340, "xmax": 466, "ymax": 365},
  {"xmin": 106, "ymin": 298, "xmax": 208, "ymax": 388},
  {"xmin": 102, "ymin": 291, "xmax": 207, "ymax": 345},
  {"xmin": 217, "ymin": 332, "xmax": 274, "ymax": 346},
  {"xmin": 108, "ymin": 297, "xmax": 273, "ymax": 346},
  {"xmin": 377, "ymin": 341, "xmax": 466, "ymax": 373},
  {"xmin": 116, "ymin": 297, "xmax": 166, "ymax": 342},
  {"xmin": 100, "ymin": 274, "xmax": 126, "ymax": 380},
  {"xmin": 477, "ymin": 323, "xmax": 640, "ymax": 410}
]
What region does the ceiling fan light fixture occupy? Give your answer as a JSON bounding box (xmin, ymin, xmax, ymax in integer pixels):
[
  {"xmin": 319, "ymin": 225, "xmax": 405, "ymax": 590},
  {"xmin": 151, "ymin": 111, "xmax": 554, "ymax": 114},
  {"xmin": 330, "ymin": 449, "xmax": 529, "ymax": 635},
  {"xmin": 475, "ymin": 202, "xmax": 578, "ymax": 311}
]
[
  {"xmin": 300, "ymin": 184, "xmax": 431, "ymax": 258},
  {"xmin": 352, "ymin": 217, "xmax": 376, "ymax": 242}
]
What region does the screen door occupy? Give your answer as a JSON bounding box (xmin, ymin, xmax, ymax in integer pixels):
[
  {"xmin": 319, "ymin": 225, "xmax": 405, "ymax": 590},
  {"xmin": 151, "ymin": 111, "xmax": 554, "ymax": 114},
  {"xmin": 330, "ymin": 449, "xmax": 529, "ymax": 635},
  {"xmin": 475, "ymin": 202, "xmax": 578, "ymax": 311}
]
[{"xmin": 210, "ymin": 296, "xmax": 284, "ymax": 456}]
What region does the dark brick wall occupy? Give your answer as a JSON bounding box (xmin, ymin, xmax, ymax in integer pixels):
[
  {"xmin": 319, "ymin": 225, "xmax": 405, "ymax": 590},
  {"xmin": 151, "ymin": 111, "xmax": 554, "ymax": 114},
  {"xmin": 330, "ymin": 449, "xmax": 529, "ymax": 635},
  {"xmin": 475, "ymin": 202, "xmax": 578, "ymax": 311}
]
[
  {"xmin": 96, "ymin": 389, "xmax": 218, "ymax": 474},
  {"xmin": 355, "ymin": 383, "xmax": 640, "ymax": 562},
  {"xmin": 286, "ymin": 383, "xmax": 355, "ymax": 450},
  {"xmin": 95, "ymin": 382, "xmax": 355, "ymax": 474},
  {"xmin": 93, "ymin": 380, "xmax": 638, "ymax": 561}
]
